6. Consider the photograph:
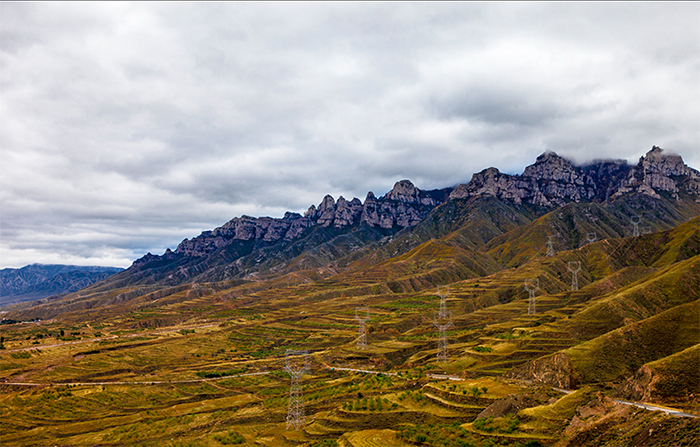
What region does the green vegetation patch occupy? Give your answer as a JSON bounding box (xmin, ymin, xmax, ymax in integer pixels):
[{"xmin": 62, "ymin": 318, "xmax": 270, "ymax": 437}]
[
  {"xmin": 473, "ymin": 415, "xmax": 522, "ymax": 434},
  {"xmin": 472, "ymin": 346, "xmax": 493, "ymax": 353},
  {"xmin": 212, "ymin": 429, "xmax": 245, "ymax": 444},
  {"xmin": 194, "ymin": 367, "xmax": 248, "ymax": 379},
  {"xmin": 398, "ymin": 422, "xmax": 543, "ymax": 447}
]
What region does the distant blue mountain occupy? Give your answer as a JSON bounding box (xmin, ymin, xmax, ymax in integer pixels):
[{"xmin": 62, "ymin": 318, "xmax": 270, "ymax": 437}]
[{"xmin": 0, "ymin": 264, "xmax": 123, "ymax": 306}]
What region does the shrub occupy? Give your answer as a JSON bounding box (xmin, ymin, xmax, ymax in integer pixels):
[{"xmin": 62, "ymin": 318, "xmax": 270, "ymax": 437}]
[
  {"xmin": 311, "ymin": 440, "xmax": 339, "ymax": 447},
  {"xmin": 212, "ymin": 429, "xmax": 244, "ymax": 445},
  {"xmin": 471, "ymin": 346, "xmax": 493, "ymax": 353}
]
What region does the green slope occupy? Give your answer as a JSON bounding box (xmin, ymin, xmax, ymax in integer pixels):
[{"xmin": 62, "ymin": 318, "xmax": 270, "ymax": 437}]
[{"xmin": 564, "ymin": 300, "xmax": 700, "ymax": 385}]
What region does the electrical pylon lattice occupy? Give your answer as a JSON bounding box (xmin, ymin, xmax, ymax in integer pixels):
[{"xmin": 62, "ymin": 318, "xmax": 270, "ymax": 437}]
[
  {"xmin": 567, "ymin": 261, "xmax": 582, "ymax": 291},
  {"xmin": 585, "ymin": 232, "xmax": 597, "ymax": 245},
  {"xmin": 433, "ymin": 310, "xmax": 453, "ymax": 363},
  {"xmin": 631, "ymin": 215, "xmax": 641, "ymax": 237},
  {"xmin": 546, "ymin": 236, "xmax": 556, "ymax": 257},
  {"xmin": 524, "ymin": 278, "xmax": 539, "ymax": 315},
  {"xmin": 436, "ymin": 285, "xmax": 449, "ymax": 320},
  {"xmin": 284, "ymin": 350, "xmax": 310, "ymax": 431},
  {"xmin": 355, "ymin": 307, "xmax": 370, "ymax": 350}
]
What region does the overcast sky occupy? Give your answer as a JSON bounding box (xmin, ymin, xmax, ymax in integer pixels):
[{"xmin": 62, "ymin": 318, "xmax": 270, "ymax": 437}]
[{"xmin": 1, "ymin": 3, "xmax": 698, "ymax": 269}]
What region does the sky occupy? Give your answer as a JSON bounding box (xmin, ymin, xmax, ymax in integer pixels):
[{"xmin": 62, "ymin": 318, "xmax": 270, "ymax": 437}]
[{"xmin": 1, "ymin": 3, "xmax": 699, "ymax": 269}]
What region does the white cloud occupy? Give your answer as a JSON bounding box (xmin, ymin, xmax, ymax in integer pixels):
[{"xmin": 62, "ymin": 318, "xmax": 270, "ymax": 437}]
[{"xmin": 1, "ymin": 2, "xmax": 698, "ymax": 268}]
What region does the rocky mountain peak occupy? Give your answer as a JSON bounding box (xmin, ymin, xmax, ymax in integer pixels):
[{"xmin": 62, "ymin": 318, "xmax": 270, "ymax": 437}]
[
  {"xmin": 449, "ymin": 167, "xmax": 525, "ymax": 202},
  {"xmin": 639, "ymin": 146, "xmax": 697, "ymax": 177},
  {"xmin": 614, "ymin": 146, "xmax": 700, "ymax": 200},
  {"xmin": 164, "ymin": 180, "xmax": 448, "ymax": 259},
  {"xmin": 384, "ymin": 179, "xmax": 439, "ymax": 206},
  {"xmin": 523, "ymin": 151, "xmax": 582, "ymax": 184},
  {"xmin": 449, "ymin": 146, "xmax": 698, "ymax": 206},
  {"xmin": 450, "ymin": 151, "xmax": 594, "ymax": 206},
  {"xmin": 318, "ymin": 195, "xmax": 336, "ymax": 211}
]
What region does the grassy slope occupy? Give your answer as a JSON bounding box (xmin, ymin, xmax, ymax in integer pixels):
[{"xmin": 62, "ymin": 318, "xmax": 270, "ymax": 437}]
[
  {"xmin": 564, "ymin": 300, "xmax": 700, "ymax": 385},
  {"xmin": 556, "ymin": 255, "xmax": 700, "ymax": 340},
  {"xmin": 643, "ymin": 344, "xmax": 700, "ymax": 399},
  {"xmin": 615, "ymin": 343, "xmax": 700, "ymax": 411}
]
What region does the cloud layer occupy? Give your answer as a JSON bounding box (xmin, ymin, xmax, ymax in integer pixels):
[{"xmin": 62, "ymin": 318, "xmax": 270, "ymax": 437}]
[{"xmin": 1, "ymin": 3, "xmax": 698, "ymax": 268}]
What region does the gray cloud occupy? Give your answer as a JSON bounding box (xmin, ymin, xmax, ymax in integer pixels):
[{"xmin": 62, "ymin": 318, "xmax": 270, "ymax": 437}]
[{"xmin": 1, "ymin": 2, "xmax": 698, "ymax": 268}]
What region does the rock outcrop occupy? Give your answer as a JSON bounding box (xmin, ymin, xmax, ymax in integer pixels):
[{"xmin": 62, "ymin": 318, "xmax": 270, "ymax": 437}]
[
  {"xmin": 615, "ymin": 364, "xmax": 658, "ymax": 403},
  {"xmin": 164, "ymin": 180, "xmax": 447, "ymax": 259},
  {"xmin": 506, "ymin": 352, "xmax": 577, "ymax": 389},
  {"xmin": 450, "ymin": 146, "xmax": 699, "ymax": 206},
  {"xmin": 615, "ymin": 344, "xmax": 700, "ymax": 406},
  {"xmin": 614, "ymin": 146, "xmax": 700, "ymax": 200},
  {"xmin": 475, "ymin": 388, "xmax": 558, "ymax": 420},
  {"xmin": 449, "ymin": 151, "xmax": 596, "ymax": 206}
]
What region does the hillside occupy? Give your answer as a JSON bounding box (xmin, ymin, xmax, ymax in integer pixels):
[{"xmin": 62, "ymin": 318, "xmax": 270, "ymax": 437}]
[{"xmin": 1, "ymin": 147, "xmax": 699, "ymax": 447}]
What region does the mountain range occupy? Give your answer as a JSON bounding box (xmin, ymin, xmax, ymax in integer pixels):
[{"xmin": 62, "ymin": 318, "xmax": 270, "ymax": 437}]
[
  {"xmin": 92, "ymin": 146, "xmax": 698, "ymax": 288},
  {"xmin": 0, "ymin": 264, "xmax": 123, "ymax": 307},
  {"xmin": 1, "ymin": 145, "xmax": 698, "ymax": 447}
]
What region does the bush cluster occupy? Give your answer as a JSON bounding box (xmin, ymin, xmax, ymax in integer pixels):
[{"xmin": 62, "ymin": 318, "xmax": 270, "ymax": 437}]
[
  {"xmin": 212, "ymin": 429, "xmax": 244, "ymax": 445},
  {"xmin": 397, "ymin": 423, "xmax": 475, "ymax": 446},
  {"xmin": 473, "ymin": 415, "xmax": 521, "ymax": 434},
  {"xmin": 471, "ymin": 346, "xmax": 493, "ymax": 353},
  {"xmin": 343, "ymin": 395, "xmax": 397, "ymax": 412},
  {"xmin": 398, "ymin": 389, "xmax": 427, "ymax": 403}
]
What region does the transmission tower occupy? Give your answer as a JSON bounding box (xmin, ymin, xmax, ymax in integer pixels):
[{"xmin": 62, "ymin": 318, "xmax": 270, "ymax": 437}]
[
  {"xmin": 585, "ymin": 232, "xmax": 597, "ymax": 245},
  {"xmin": 523, "ymin": 278, "xmax": 539, "ymax": 315},
  {"xmin": 433, "ymin": 310, "xmax": 453, "ymax": 363},
  {"xmin": 284, "ymin": 350, "xmax": 310, "ymax": 431},
  {"xmin": 546, "ymin": 235, "xmax": 556, "ymax": 257},
  {"xmin": 567, "ymin": 261, "xmax": 582, "ymax": 291},
  {"xmin": 631, "ymin": 215, "xmax": 641, "ymax": 237},
  {"xmin": 436, "ymin": 285, "xmax": 449, "ymax": 320},
  {"xmin": 355, "ymin": 307, "xmax": 370, "ymax": 350}
]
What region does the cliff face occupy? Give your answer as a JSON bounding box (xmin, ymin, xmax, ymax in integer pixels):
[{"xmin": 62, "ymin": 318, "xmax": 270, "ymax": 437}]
[
  {"xmin": 614, "ymin": 146, "xmax": 700, "ymax": 200},
  {"xmin": 165, "ymin": 180, "xmax": 446, "ymax": 259},
  {"xmin": 506, "ymin": 352, "xmax": 577, "ymax": 389},
  {"xmin": 449, "ymin": 151, "xmax": 597, "ymax": 206},
  {"xmin": 449, "ymin": 146, "xmax": 699, "ymax": 206}
]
